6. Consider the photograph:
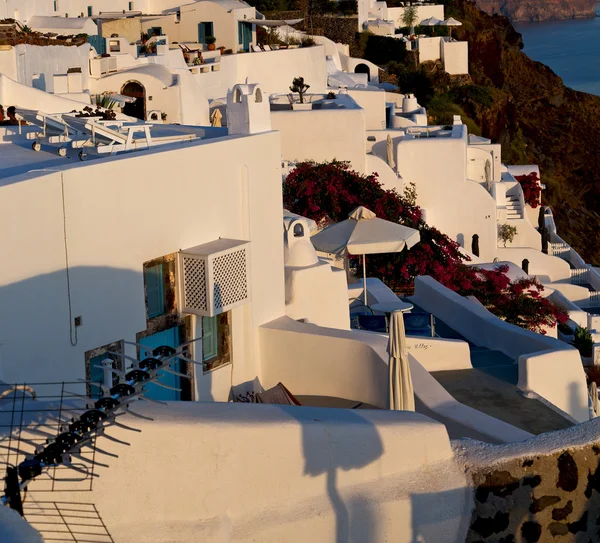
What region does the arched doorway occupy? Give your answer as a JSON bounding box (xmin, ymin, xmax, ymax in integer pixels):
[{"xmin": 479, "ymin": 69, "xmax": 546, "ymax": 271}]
[
  {"xmin": 354, "ymin": 63, "xmax": 371, "ymax": 82},
  {"xmin": 121, "ymin": 81, "xmax": 146, "ymax": 120}
]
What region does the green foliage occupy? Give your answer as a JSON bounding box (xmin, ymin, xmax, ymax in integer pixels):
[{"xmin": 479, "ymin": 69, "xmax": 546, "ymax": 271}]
[
  {"xmin": 205, "ymin": 35, "xmax": 216, "ymax": 45},
  {"xmin": 290, "ymin": 76, "xmax": 310, "ymax": 103},
  {"xmin": 401, "ymin": 5, "xmax": 419, "ymax": 29},
  {"xmin": 363, "ymin": 35, "xmax": 408, "ymax": 66},
  {"xmin": 453, "ymin": 84, "xmax": 496, "ymax": 108},
  {"xmin": 573, "ymin": 327, "xmax": 594, "ymax": 358},
  {"xmin": 93, "ymin": 94, "xmax": 118, "ymax": 110},
  {"xmin": 498, "ymin": 223, "xmax": 517, "ymax": 247},
  {"xmin": 386, "ymin": 62, "xmax": 434, "ymax": 105}
]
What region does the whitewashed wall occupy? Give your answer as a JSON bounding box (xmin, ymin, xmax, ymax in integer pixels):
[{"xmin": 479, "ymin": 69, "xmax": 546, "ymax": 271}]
[
  {"xmin": 441, "ymin": 40, "xmax": 469, "ymax": 75},
  {"xmin": 193, "ymin": 45, "xmax": 328, "ymax": 100},
  {"xmin": 12, "ymin": 44, "xmax": 92, "ymax": 94},
  {"xmin": 21, "ymin": 400, "xmax": 472, "ymax": 543},
  {"xmin": 0, "ymin": 131, "xmax": 284, "ymax": 401},
  {"xmin": 271, "ymin": 95, "xmax": 367, "ymax": 173},
  {"xmin": 374, "ymin": 126, "xmax": 497, "ymax": 260}
]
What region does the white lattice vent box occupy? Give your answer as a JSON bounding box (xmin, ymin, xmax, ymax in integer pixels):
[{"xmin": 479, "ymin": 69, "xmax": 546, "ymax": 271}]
[{"xmin": 177, "ymin": 239, "xmax": 251, "ymax": 317}]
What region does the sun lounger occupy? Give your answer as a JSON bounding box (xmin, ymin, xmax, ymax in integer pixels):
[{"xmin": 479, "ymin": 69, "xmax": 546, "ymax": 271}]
[
  {"xmin": 254, "ymin": 383, "xmax": 302, "ymax": 405},
  {"xmin": 251, "ymin": 44, "xmax": 262, "ymax": 52},
  {"xmin": 262, "ymin": 44, "xmax": 272, "ymax": 51},
  {"xmin": 63, "ymin": 116, "xmax": 199, "ymax": 157},
  {"xmin": 16, "ymin": 108, "xmax": 88, "ymax": 155}
]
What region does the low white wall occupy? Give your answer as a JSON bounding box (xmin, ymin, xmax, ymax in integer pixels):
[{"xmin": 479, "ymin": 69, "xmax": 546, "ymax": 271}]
[
  {"xmin": 259, "ymin": 316, "xmax": 533, "ymax": 444},
  {"xmin": 411, "ymin": 276, "xmax": 589, "ymax": 422},
  {"xmin": 495, "ymin": 247, "xmax": 571, "ymax": 282},
  {"xmin": 546, "ymin": 290, "xmax": 588, "ymax": 329},
  {"xmin": 406, "ymin": 336, "xmax": 472, "ymax": 371},
  {"xmin": 518, "ymin": 350, "xmax": 589, "ymax": 423},
  {"xmin": 410, "ymin": 276, "xmax": 569, "ymax": 361},
  {"xmin": 21, "ymin": 401, "xmax": 472, "ymax": 543}
]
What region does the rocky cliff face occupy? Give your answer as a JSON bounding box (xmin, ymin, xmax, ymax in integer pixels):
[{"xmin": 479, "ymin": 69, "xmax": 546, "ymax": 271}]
[
  {"xmin": 446, "ymin": 0, "xmax": 600, "ymax": 265},
  {"xmin": 476, "ymin": 0, "xmax": 596, "ymax": 21}
]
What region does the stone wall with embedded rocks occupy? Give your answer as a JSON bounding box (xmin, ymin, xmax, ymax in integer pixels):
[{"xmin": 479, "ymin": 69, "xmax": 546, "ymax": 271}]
[{"xmin": 456, "ymin": 421, "xmax": 600, "ymax": 542}]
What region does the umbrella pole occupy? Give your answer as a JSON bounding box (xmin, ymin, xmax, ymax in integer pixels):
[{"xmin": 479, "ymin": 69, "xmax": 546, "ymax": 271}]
[{"xmin": 363, "ymin": 255, "xmax": 368, "ymax": 306}]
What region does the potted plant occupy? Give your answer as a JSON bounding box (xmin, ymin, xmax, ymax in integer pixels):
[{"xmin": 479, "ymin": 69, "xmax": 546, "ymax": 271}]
[
  {"xmin": 289, "ymin": 76, "xmax": 311, "ymax": 110},
  {"xmin": 206, "ymin": 35, "xmax": 216, "ymax": 51}
]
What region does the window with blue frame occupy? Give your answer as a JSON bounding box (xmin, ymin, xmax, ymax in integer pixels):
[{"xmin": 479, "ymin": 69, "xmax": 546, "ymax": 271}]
[
  {"xmin": 87, "ymin": 5, "xmax": 93, "ymax": 16},
  {"xmin": 202, "ymin": 312, "xmax": 231, "ymax": 372},
  {"xmin": 144, "ymin": 263, "xmax": 165, "ymax": 318}
]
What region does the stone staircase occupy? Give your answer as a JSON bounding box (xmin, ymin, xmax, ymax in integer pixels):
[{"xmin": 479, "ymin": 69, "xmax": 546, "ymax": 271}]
[{"xmin": 505, "ymin": 192, "xmax": 522, "ymax": 220}]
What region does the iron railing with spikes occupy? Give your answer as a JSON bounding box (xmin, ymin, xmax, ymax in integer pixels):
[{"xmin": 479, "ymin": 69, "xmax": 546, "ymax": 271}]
[{"xmin": 1, "ymin": 338, "xmax": 205, "ymax": 516}]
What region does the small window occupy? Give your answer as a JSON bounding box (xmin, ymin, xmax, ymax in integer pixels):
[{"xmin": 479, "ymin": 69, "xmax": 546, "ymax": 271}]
[
  {"xmin": 293, "ymin": 223, "xmax": 304, "ymax": 237},
  {"xmin": 129, "ymin": 1, "xmax": 134, "ymax": 10},
  {"xmin": 54, "ymin": 1, "xmax": 59, "ymax": 12},
  {"xmin": 87, "ymin": 5, "xmax": 93, "ymax": 16},
  {"xmin": 255, "ymin": 88, "xmax": 263, "ymax": 103},
  {"xmin": 144, "ymin": 264, "xmax": 165, "ymax": 318},
  {"xmin": 109, "ymin": 40, "xmax": 121, "ymax": 53},
  {"xmin": 234, "ymin": 88, "xmax": 242, "ymax": 103},
  {"xmin": 202, "ymin": 312, "xmax": 231, "ymax": 372}
]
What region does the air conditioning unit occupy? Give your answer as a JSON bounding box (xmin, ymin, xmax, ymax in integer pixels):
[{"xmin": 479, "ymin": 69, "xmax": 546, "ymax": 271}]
[{"xmin": 177, "ymin": 239, "xmax": 250, "ymax": 317}]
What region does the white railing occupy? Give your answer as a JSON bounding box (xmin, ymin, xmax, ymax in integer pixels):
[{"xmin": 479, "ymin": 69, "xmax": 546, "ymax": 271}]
[
  {"xmin": 571, "ymin": 268, "xmax": 590, "ymax": 285},
  {"xmin": 588, "ymin": 292, "xmax": 600, "ymax": 307},
  {"xmin": 549, "ymin": 242, "xmax": 570, "ymax": 259}
]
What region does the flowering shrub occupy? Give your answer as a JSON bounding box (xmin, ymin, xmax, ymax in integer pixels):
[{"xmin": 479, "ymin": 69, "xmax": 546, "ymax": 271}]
[
  {"xmin": 515, "ymin": 172, "xmax": 542, "ymax": 208},
  {"xmin": 283, "ymin": 161, "xmax": 568, "ymax": 333}
]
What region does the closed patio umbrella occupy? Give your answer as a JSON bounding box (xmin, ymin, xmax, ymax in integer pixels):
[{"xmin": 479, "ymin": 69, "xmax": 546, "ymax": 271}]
[
  {"xmin": 388, "ymin": 310, "xmax": 415, "ymax": 411},
  {"xmin": 310, "ymin": 206, "xmax": 420, "ymax": 305},
  {"xmin": 386, "ymin": 134, "xmax": 396, "ymax": 170},
  {"xmin": 210, "ymin": 108, "xmax": 223, "ymax": 127}
]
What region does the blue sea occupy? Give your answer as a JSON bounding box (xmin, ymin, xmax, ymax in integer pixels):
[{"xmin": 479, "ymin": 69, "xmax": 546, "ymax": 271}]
[{"xmin": 515, "ymin": 5, "xmax": 600, "ymax": 96}]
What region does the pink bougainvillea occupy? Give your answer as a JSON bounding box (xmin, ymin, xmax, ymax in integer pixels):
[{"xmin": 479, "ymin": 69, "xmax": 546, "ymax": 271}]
[
  {"xmin": 515, "ymin": 172, "xmax": 542, "ymax": 209},
  {"xmin": 283, "ymin": 160, "xmax": 567, "ymax": 333}
]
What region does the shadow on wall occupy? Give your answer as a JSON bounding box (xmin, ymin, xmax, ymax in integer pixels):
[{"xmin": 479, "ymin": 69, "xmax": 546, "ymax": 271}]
[
  {"xmin": 287, "ymin": 406, "xmax": 384, "ymax": 543},
  {"xmin": 0, "ymin": 266, "xmax": 211, "ymax": 403}
]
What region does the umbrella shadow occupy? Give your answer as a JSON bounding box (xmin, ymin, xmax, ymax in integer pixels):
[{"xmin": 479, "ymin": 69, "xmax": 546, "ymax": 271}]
[{"xmin": 286, "ymin": 406, "xmax": 384, "ymax": 543}]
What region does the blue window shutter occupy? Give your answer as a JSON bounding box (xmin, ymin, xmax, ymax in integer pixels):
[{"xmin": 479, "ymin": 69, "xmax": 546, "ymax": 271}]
[
  {"xmin": 145, "ymin": 264, "xmax": 164, "ymax": 318},
  {"xmin": 238, "ymin": 22, "xmax": 243, "ymax": 45},
  {"xmin": 202, "ymin": 316, "xmax": 218, "ymax": 361},
  {"xmin": 88, "ymin": 5, "xmax": 93, "ymax": 16}
]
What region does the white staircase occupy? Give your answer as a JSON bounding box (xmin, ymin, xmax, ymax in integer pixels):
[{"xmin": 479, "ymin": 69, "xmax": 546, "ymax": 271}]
[{"xmin": 505, "ymin": 193, "xmax": 522, "ymax": 220}]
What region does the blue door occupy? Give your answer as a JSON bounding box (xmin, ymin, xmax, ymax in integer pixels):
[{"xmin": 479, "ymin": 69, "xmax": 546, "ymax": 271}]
[
  {"xmin": 238, "ymin": 22, "xmax": 252, "ymax": 52},
  {"xmin": 139, "ymin": 326, "xmax": 181, "ymax": 401},
  {"xmin": 198, "ymin": 22, "xmax": 214, "ymax": 44},
  {"xmin": 87, "ymin": 35, "xmax": 106, "ymax": 56}
]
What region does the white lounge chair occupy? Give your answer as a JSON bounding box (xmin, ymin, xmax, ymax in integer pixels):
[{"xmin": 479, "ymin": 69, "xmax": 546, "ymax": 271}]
[
  {"xmin": 251, "ymin": 44, "xmax": 262, "ymax": 52},
  {"xmin": 64, "ymin": 116, "xmax": 199, "ymax": 158},
  {"xmin": 262, "ymin": 44, "xmax": 272, "ymax": 51},
  {"xmin": 16, "ymin": 108, "xmax": 87, "ymax": 156}
]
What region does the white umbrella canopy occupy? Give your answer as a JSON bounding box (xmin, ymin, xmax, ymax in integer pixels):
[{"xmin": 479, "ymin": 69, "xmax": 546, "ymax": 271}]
[
  {"xmin": 420, "ymin": 16, "xmax": 442, "ymax": 26},
  {"xmin": 388, "ymin": 310, "xmax": 415, "ymax": 411},
  {"xmin": 441, "ymin": 17, "xmax": 463, "ymax": 26},
  {"xmin": 310, "ymin": 206, "xmax": 420, "ymax": 304},
  {"xmin": 310, "ymin": 206, "xmax": 420, "ymax": 256},
  {"xmin": 441, "ymin": 17, "xmax": 462, "ymax": 37}
]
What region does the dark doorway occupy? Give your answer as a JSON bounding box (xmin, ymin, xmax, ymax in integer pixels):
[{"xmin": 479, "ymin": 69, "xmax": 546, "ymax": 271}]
[
  {"xmin": 354, "ymin": 63, "xmax": 371, "ymax": 82},
  {"xmin": 121, "ymin": 81, "xmax": 146, "ymax": 120}
]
